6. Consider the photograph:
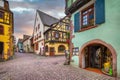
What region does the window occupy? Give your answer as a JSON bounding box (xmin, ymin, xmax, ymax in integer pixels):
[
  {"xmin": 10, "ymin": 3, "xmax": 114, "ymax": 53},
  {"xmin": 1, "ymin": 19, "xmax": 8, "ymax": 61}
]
[
  {"xmin": 39, "ymin": 32, "xmax": 41, "ymax": 38},
  {"xmin": 0, "ymin": 11, "xmax": 4, "ymax": 19},
  {"xmin": 62, "ymin": 33, "xmax": 66, "ymax": 39},
  {"xmin": 35, "ymin": 43, "xmax": 38, "ymax": 50},
  {"xmin": 66, "ymin": 26, "xmax": 69, "ymax": 30},
  {"xmin": 58, "ymin": 45, "xmax": 65, "ymax": 52},
  {"xmin": 73, "ymin": 47, "xmax": 79, "ymax": 55},
  {"xmin": 81, "ymin": 5, "xmax": 94, "ymax": 27},
  {"xmin": 37, "ymin": 34, "xmax": 39, "ymax": 39},
  {"xmin": 46, "ymin": 33, "xmax": 48, "ymax": 40},
  {"xmin": 45, "ymin": 45, "xmax": 48, "ymax": 52},
  {"xmin": 34, "ymin": 36, "xmax": 36, "ymax": 41},
  {"xmin": 38, "ymin": 24, "xmax": 40, "ymax": 30},
  {"xmin": 5, "ymin": 13, "xmax": 9, "ymax": 24},
  {"xmin": 74, "ymin": 0, "xmax": 105, "ymax": 32},
  {"xmin": 0, "ymin": 25, "xmax": 4, "ymax": 35},
  {"xmin": 55, "ymin": 32, "xmax": 60, "ymax": 39},
  {"xmin": 36, "ymin": 27, "xmax": 37, "ymax": 32}
]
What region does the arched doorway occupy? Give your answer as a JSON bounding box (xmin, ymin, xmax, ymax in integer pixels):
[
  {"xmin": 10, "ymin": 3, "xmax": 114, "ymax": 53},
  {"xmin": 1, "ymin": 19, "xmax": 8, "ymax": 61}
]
[{"xmin": 79, "ymin": 39, "xmax": 117, "ymax": 77}]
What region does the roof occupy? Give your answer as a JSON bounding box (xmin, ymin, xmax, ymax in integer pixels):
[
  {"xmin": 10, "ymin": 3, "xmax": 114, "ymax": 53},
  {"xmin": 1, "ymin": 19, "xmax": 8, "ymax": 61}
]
[
  {"xmin": 37, "ymin": 10, "xmax": 59, "ymax": 26},
  {"xmin": 22, "ymin": 35, "xmax": 31, "ymax": 42},
  {"xmin": 18, "ymin": 39, "xmax": 23, "ymax": 43},
  {"xmin": 44, "ymin": 15, "xmax": 70, "ymax": 34},
  {"xmin": 17, "ymin": 39, "xmax": 23, "ymax": 46}
]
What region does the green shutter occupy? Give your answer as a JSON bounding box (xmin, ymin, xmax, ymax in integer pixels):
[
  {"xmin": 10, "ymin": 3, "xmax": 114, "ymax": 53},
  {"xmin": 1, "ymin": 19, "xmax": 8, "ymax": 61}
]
[
  {"xmin": 95, "ymin": 0, "xmax": 105, "ymax": 24},
  {"xmin": 74, "ymin": 12, "xmax": 80, "ymax": 32}
]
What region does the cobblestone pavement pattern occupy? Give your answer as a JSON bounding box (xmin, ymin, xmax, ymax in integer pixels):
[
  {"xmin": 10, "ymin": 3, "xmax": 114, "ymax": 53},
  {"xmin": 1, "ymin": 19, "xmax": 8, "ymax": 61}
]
[{"xmin": 0, "ymin": 53, "xmax": 118, "ymax": 80}]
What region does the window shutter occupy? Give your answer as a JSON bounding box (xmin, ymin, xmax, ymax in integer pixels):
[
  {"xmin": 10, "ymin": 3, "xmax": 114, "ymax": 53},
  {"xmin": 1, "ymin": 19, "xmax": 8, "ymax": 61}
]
[
  {"xmin": 74, "ymin": 12, "xmax": 80, "ymax": 32},
  {"xmin": 95, "ymin": 0, "xmax": 105, "ymax": 24}
]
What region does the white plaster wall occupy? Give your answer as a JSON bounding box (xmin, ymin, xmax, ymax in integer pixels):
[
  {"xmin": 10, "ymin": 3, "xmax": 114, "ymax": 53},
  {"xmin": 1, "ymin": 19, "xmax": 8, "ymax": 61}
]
[{"xmin": 33, "ymin": 11, "xmax": 45, "ymax": 54}]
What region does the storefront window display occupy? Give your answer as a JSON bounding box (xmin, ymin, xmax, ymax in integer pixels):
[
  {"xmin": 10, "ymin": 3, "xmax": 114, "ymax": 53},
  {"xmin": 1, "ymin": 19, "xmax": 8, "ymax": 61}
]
[{"xmin": 84, "ymin": 45, "xmax": 113, "ymax": 76}]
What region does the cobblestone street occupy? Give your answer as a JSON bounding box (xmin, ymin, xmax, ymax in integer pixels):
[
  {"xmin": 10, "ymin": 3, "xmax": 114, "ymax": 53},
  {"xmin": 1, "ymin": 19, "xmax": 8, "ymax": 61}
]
[{"xmin": 0, "ymin": 53, "xmax": 117, "ymax": 80}]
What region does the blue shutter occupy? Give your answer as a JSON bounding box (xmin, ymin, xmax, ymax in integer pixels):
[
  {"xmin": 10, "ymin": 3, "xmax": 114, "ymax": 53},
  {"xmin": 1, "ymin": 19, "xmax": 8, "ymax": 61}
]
[
  {"xmin": 95, "ymin": 0, "xmax": 105, "ymax": 24},
  {"xmin": 74, "ymin": 12, "xmax": 80, "ymax": 32}
]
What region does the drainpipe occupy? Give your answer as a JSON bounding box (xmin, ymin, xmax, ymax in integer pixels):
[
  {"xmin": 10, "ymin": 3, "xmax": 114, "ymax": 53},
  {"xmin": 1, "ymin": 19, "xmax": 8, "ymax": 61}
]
[{"xmin": 69, "ymin": 20, "xmax": 74, "ymax": 64}]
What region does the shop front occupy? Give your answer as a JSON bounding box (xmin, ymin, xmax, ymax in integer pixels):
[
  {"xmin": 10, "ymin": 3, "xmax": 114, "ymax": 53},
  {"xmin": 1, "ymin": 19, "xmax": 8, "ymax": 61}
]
[{"xmin": 79, "ymin": 39, "xmax": 117, "ymax": 77}]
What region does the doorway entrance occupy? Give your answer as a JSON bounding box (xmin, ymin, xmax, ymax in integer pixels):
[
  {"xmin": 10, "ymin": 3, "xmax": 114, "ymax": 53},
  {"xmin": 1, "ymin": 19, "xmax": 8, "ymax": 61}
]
[
  {"xmin": 79, "ymin": 39, "xmax": 117, "ymax": 77},
  {"xmin": 84, "ymin": 44, "xmax": 113, "ymax": 76},
  {"xmin": 84, "ymin": 45, "xmax": 109, "ymax": 69},
  {"xmin": 0, "ymin": 42, "xmax": 4, "ymax": 58},
  {"xmin": 50, "ymin": 47, "xmax": 55, "ymax": 56}
]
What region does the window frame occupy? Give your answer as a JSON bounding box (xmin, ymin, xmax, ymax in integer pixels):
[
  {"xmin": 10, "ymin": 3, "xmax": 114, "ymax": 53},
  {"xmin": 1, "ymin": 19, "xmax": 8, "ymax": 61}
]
[
  {"xmin": 66, "ymin": 25, "xmax": 70, "ymax": 30},
  {"xmin": 39, "ymin": 32, "xmax": 41, "ymax": 38},
  {"xmin": 35, "ymin": 43, "xmax": 38, "ymax": 50},
  {"xmin": 58, "ymin": 45, "xmax": 65, "ymax": 52},
  {"xmin": 46, "ymin": 32, "xmax": 49, "ymax": 40},
  {"xmin": 81, "ymin": 4, "xmax": 94, "ymax": 28},
  {"xmin": 38, "ymin": 24, "xmax": 40, "ymax": 30},
  {"xmin": 0, "ymin": 11, "xmax": 4, "ymax": 19},
  {"xmin": 45, "ymin": 45, "xmax": 48, "ymax": 52},
  {"xmin": 0, "ymin": 25, "xmax": 4, "ymax": 35},
  {"xmin": 72, "ymin": 47, "xmax": 79, "ymax": 56},
  {"xmin": 54, "ymin": 31, "xmax": 60, "ymax": 39}
]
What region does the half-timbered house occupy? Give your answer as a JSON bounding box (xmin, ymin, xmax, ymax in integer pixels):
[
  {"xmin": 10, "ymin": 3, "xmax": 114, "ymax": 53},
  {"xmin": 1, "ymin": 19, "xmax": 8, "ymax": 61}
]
[
  {"xmin": 33, "ymin": 10, "xmax": 59, "ymax": 55},
  {"xmin": 44, "ymin": 16, "xmax": 70, "ymax": 56}
]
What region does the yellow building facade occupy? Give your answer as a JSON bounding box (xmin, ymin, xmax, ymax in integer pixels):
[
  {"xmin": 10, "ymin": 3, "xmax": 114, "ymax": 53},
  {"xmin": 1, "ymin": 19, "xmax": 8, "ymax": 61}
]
[
  {"xmin": 44, "ymin": 16, "xmax": 70, "ymax": 56},
  {"xmin": 0, "ymin": 0, "xmax": 14, "ymax": 60}
]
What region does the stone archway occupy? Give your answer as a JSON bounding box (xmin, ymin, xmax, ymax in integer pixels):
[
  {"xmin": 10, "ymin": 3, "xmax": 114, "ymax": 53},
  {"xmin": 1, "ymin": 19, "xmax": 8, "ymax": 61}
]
[{"xmin": 79, "ymin": 39, "xmax": 117, "ymax": 77}]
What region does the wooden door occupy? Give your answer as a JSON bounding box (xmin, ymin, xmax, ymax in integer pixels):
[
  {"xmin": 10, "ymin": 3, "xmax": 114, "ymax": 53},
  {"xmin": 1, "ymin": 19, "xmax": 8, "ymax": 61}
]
[
  {"xmin": 85, "ymin": 47, "xmax": 89, "ymax": 68},
  {"xmin": 50, "ymin": 47, "xmax": 54, "ymax": 56}
]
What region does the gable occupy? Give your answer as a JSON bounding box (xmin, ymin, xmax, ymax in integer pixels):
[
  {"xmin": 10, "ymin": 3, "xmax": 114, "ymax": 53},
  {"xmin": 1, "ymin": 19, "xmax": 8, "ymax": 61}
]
[
  {"xmin": 53, "ymin": 16, "xmax": 70, "ymax": 32},
  {"xmin": 37, "ymin": 10, "xmax": 59, "ymax": 26}
]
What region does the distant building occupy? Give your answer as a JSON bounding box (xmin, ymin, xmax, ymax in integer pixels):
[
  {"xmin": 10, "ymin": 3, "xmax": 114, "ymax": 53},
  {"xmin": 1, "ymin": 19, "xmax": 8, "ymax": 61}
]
[
  {"xmin": 0, "ymin": 0, "xmax": 14, "ymax": 60},
  {"xmin": 17, "ymin": 39, "xmax": 23, "ymax": 53},
  {"xmin": 33, "ymin": 10, "xmax": 59, "ymax": 55},
  {"xmin": 29, "ymin": 36, "xmax": 34, "ymax": 53},
  {"xmin": 22, "ymin": 35, "xmax": 34, "ymax": 53},
  {"xmin": 65, "ymin": 0, "xmax": 120, "ymax": 77},
  {"xmin": 44, "ymin": 16, "xmax": 70, "ymax": 56}
]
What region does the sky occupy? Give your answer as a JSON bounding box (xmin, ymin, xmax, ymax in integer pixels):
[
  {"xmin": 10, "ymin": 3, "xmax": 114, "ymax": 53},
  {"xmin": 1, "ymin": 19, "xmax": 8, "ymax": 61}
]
[{"xmin": 8, "ymin": 0, "xmax": 66, "ymax": 39}]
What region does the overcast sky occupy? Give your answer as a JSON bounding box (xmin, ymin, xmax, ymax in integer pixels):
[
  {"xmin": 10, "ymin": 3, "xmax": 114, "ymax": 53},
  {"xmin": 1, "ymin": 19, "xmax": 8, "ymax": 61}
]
[{"xmin": 8, "ymin": 0, "xmax": 66, "ymax": 39}]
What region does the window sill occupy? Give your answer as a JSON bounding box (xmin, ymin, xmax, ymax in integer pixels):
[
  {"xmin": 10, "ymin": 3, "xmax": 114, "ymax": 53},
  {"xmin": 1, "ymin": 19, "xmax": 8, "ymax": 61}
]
[{"xmin": 79, "ymin": 25, "xmax": 97, "ymax": 32}]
